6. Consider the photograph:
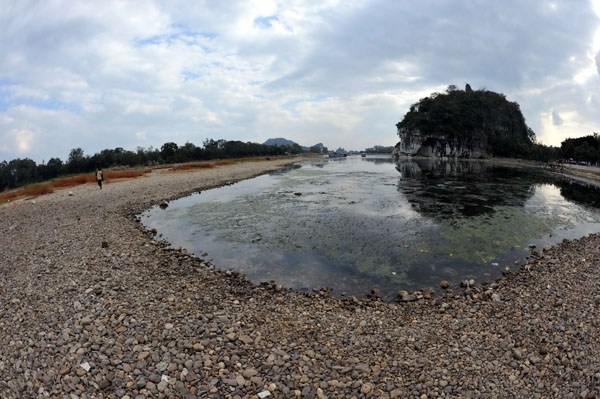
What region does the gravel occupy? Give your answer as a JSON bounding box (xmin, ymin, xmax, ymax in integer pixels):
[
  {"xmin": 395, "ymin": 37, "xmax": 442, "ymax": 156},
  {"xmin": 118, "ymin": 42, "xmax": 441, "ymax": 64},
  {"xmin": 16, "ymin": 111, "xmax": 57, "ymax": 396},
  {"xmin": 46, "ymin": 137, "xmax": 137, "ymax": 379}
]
[{"xmin": 1, "ymin": 158, "xmax": 600, "ymax": 398}]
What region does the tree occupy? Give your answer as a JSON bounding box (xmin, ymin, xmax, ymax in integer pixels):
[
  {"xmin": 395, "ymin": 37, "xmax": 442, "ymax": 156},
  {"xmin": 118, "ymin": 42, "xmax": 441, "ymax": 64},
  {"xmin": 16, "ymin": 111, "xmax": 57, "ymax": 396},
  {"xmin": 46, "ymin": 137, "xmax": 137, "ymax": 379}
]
[
  {"xmin": 68, "ymin": 148, "xmax": 84, "ymax": 164},
  {"xmin": 160, "ymin": 142, "xmax": 179, "ymax": 160},
  {"xmin": 67, "ymin": 148, "xmax": 85, "ymax": 173},
  {"xmin": 40, "ymin": 157, "xmax": 63, "ymax": 180}
]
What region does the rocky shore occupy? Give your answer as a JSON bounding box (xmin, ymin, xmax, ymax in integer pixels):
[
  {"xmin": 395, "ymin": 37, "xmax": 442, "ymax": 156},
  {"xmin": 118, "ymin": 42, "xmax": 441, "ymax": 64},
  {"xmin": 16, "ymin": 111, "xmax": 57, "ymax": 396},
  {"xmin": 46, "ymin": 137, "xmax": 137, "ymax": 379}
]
[{"xmin": 2, "ymin": 158, "xmax": 600, "ymax": 398}]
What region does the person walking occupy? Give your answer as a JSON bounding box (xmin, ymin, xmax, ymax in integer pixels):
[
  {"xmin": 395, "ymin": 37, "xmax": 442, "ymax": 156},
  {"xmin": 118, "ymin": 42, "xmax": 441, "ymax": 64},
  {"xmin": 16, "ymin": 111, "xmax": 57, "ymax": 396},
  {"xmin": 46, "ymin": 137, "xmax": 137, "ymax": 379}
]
[{"xmin": 96, "ymin": 168, "xmax": 104, "ymax": 189}]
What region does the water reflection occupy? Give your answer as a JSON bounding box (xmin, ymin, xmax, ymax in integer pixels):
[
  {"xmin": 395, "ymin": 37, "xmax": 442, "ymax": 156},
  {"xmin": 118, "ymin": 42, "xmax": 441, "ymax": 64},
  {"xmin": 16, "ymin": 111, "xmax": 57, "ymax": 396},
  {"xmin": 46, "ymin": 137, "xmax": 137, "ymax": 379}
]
[{"xmin": 396, "ymin": 160, "xmax": 537, "ymax": 219}]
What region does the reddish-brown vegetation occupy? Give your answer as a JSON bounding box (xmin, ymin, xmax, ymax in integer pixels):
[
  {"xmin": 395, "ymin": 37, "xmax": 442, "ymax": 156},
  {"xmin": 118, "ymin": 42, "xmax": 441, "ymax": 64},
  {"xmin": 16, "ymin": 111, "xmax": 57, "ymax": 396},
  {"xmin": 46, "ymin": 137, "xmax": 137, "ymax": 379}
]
[
  {"xmin": 0, "ymin": 184, "xmax": 54, "ymax": 203},
  {"xmin": 169, "ymin": 157, "xmax": 281, "ymax": 172}
]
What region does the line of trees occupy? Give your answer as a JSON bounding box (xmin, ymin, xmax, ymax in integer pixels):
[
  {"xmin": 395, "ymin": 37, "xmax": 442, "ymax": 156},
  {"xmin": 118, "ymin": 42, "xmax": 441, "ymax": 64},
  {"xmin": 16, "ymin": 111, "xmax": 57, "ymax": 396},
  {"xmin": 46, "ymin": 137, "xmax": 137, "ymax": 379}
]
[
  {"xmin": 0, "ymin": 139, "xmax": 312, "ymax": 192},
  {"xmin": 501, "ymin": 133, "xmax": 600, "ymax": 163}
]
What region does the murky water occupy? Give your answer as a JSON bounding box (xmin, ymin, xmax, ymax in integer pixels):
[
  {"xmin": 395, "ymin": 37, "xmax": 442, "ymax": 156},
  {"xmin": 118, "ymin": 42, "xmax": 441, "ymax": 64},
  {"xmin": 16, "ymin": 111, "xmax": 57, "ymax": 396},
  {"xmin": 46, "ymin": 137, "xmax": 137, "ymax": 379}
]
[{"xmin": 141, "ymin": 156, "xmax": 600, "ymax": 299}]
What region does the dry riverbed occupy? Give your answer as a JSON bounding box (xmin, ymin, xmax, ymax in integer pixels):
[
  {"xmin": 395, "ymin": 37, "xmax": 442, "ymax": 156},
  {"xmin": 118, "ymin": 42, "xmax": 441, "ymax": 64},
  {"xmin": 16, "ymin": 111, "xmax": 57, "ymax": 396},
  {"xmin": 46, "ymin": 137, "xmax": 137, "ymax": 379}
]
[{"xmin": 1, "ymin": 158, "xmax": 600, "ymax": 398}]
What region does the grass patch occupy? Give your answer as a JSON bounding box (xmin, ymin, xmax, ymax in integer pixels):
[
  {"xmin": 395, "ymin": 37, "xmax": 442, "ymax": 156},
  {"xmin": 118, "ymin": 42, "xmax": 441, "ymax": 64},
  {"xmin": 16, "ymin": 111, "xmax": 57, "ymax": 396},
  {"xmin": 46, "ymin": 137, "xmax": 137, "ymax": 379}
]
[{"xmin": 171, "ymin": 162, "xmax": 217, "ymax": 171}]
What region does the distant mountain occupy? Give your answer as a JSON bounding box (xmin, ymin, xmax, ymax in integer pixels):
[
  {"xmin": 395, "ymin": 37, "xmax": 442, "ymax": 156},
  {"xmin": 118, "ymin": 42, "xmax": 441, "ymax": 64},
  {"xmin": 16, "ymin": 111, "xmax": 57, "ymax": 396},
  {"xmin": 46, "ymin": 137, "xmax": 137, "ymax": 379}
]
[
  {"xmin": 263, "ymin": 138, "xmax": 299, "ymax": 147},
  {"xmin": 263, "ymin": 138, "xmax": 327, "ymax": 153}
]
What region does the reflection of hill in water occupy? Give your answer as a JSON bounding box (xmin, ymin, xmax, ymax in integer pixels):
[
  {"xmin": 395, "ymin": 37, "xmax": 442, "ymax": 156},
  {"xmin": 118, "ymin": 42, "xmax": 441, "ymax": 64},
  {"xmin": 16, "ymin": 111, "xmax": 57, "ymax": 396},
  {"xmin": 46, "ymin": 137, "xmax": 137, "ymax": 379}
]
[{"xmin": 395, "ymin": 159, "xmax": 539, "ymax": 219}]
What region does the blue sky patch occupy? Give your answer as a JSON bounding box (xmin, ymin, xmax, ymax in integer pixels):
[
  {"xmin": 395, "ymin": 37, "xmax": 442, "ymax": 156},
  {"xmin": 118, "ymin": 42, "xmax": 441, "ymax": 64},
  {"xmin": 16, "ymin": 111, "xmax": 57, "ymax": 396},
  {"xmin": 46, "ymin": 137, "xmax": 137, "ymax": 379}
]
[
  {"xmin": 134, "ymin": 25, "xmax": 217, "ymax": 47},
  {"xmin": 182, "ymin": 70, "xmax": 202, "ymax": 81},
  {"xmin": 254, "ymin": 15, "xmax": 279, "ymax": 29},
  {"xmin": 0, "ymin": 89, "xmax": 82, "ymax": 114}
]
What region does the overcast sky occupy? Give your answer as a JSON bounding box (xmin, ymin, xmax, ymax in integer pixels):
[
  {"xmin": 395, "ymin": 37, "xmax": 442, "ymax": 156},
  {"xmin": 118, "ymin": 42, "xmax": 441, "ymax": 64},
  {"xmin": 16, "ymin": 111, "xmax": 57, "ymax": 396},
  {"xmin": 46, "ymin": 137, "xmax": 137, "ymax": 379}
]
[{"xmin": 1, "ymin": 0, "xmax": 599, "ymax": 162}]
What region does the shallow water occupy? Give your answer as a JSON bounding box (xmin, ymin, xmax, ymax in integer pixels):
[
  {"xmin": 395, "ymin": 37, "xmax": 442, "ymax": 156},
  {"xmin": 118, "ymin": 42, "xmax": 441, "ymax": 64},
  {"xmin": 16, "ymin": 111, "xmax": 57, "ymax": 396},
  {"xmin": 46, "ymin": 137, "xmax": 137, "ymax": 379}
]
[{"xmin": 141, "ymin": 156, "xmax": 600, "ymax": 299}]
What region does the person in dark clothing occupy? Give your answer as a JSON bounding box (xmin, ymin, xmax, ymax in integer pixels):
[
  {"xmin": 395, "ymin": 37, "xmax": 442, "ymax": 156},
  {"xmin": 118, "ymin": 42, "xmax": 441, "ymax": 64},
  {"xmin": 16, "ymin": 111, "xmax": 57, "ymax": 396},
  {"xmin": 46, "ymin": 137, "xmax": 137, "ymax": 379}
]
[{"xmin": 96, "ymin": 168, "xmax": 104, "ymax": 189}]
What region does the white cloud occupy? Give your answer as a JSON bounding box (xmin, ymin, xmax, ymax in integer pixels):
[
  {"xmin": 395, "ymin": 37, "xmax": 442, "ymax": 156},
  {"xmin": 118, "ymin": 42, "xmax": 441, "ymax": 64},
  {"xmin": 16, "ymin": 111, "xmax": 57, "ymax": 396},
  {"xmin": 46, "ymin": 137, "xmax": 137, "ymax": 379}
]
[
  {"xmin": 0, "ymin": 129, "xmax": 35, "ymax": 154},
  {"xmin": 0, "ymin": 0, "xmax": 599, "ymax": 162},
  {"xmin": 539, "ymin": 110, "xmax": 599, "ymax": 145}
]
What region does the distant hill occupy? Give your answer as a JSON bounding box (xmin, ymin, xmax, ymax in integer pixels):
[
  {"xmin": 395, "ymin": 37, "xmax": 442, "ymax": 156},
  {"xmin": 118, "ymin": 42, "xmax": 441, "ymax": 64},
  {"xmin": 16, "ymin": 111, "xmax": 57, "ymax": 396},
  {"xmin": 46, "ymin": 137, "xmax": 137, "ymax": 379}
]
[
  {"xmin": 263, "ymin": 138, "xmax": 299, "ymax": 147},
  {"xmin": 263, "ymin": 138, "xmax": 326, "ymax": 152}
]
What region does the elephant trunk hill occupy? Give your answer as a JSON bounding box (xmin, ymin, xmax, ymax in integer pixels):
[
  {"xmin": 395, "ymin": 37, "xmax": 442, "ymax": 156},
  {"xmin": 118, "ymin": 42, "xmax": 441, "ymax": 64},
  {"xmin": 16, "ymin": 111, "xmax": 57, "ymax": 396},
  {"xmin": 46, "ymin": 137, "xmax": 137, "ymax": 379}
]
[{"xmin": 394, "ymin": 84, "xmax": 535, "ymax": 159}]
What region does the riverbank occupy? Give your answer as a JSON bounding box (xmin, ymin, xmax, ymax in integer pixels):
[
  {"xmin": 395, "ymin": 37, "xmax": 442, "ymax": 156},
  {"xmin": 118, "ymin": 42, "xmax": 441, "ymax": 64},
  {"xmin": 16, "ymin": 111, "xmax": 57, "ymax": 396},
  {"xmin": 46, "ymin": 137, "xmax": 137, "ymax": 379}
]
[{"xmin": 1, "ymin": 157, "xmax": 600, "ymax": 398}]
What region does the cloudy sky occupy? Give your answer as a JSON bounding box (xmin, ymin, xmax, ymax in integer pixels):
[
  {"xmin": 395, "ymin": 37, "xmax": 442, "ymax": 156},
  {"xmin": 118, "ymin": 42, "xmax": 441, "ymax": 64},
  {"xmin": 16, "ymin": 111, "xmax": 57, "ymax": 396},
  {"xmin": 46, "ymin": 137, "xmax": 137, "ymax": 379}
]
[{"xmin": 1, "ymin": 0, "xmax": 599, "ymax": 162}]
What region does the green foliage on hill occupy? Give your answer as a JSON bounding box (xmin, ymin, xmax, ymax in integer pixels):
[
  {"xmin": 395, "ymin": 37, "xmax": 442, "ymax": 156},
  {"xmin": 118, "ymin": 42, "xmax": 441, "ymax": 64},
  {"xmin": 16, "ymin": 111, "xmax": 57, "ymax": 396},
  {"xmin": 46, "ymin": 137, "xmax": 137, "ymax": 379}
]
[{"xmin": 397, "ymin": 85, "xmax": 535, "ymax": 157}]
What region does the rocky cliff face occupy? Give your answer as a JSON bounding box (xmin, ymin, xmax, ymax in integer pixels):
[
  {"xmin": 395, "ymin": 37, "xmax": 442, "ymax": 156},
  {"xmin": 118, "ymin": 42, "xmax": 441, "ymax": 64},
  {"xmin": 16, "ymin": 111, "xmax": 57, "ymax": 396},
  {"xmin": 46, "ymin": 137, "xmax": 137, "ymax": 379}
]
[
  {"xmin": 394, "ymin": 127, "xmax": 489, "ymax": 158},
  {"xmin": 394, "ymin": 85, "xmax": 533, "ymax": 159}
]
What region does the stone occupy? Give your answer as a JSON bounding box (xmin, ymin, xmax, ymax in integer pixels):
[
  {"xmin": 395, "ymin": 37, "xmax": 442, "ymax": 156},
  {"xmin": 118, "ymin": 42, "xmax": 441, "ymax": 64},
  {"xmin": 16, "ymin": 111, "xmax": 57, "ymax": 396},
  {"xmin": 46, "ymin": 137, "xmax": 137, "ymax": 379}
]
[
  {"xmin": 258, "ymin": 391, "xmax": 271, "ymax": 399},
  {"xmin": 242, "ymin": 368, "xmax": 258, "ymax": 378},
  {"xmin": 101, "ymin": 241, "xmax": 109, "ymax": 248},
  {"xmin": 440, "ymin": 281, "xmax": 450, "ymax": 289},
  {"xmin": 361, "ymin": 383, "xmax": 373, "ymax": 394},
  {"xmin": 235, "ymin": 375, "xmax": 245, "ymax": 386},
  {"xmin": 156, "ymin": 362, "xmax": 168, "ymax": 372},
  {"xmin": 370, "ymin": 288, "xmax": 381, "ymax": 297},
  {"xmin": 157, "ymin": 381, "xmax": 168, "ymax": 392},
  {"xmin": 238, "ymin": 334, "xmax": 253, "ymax": 344},
  {"xmin": 98, "ymin": 379, "xmax": 111, "ymax": 390},
  {"xmin": 226, "ymin": 333, "xmax": 237, "ymax": 341},
  {"xmin": 159, "ymin": 201, "xmax": 169, "ymax": 209}
]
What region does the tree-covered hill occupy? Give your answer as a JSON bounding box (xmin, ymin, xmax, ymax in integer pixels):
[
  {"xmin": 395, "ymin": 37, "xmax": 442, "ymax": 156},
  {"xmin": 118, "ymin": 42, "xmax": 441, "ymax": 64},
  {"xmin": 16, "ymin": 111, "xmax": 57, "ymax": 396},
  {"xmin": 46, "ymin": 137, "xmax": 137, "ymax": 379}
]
[{"xmin": 396, "ymin": 85, "xmax": 536, "ymax": 158}]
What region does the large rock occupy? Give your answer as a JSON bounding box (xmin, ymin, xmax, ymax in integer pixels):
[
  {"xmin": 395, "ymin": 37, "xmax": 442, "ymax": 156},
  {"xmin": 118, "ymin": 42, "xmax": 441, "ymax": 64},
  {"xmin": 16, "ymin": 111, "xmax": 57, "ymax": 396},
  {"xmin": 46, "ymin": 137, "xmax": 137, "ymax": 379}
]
[{"xmin": 393, "ymin": 85, "xmax": 533, "ymax": 159}]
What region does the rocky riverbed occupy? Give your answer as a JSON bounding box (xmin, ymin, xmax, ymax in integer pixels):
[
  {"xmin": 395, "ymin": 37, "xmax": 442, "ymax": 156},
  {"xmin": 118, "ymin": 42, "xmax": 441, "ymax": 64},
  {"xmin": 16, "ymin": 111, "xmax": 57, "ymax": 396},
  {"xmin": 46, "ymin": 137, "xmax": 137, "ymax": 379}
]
[{"xmin": 1, "ymin": 158, "xmax": 600, "ymax": 398}]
